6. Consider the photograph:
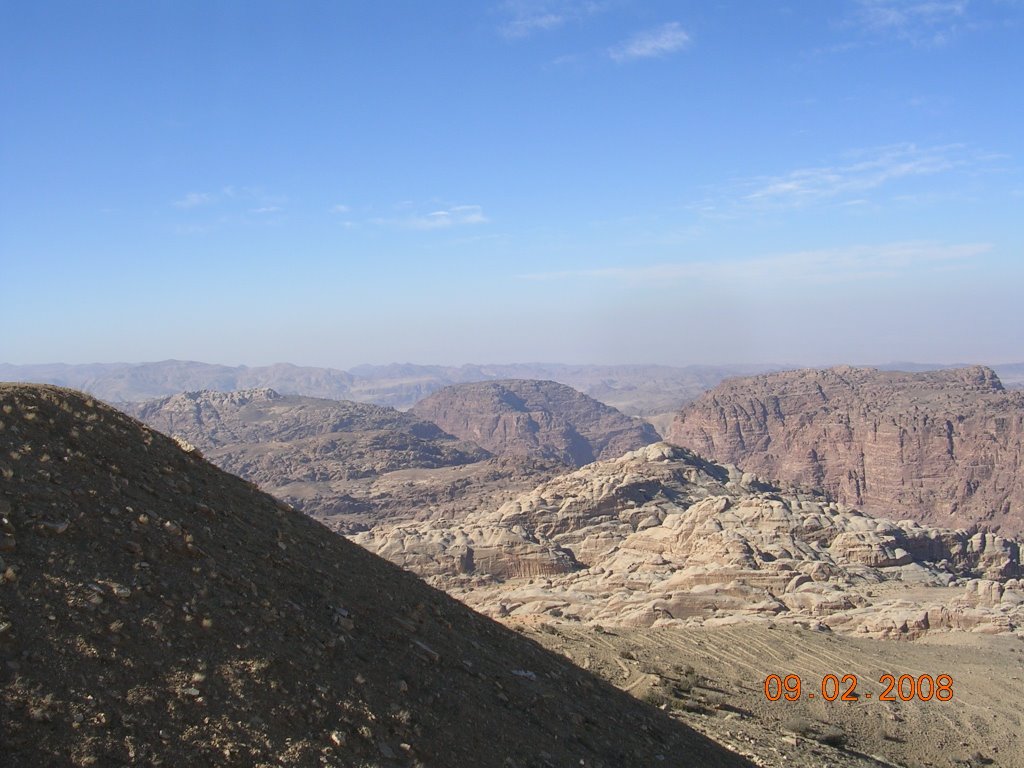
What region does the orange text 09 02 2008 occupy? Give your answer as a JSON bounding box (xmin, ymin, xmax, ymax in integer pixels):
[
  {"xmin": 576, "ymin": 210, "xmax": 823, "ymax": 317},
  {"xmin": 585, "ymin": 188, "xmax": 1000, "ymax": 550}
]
[{"xmin": 763, "ymin": 673, "xmax": 953, "ymax": 702}]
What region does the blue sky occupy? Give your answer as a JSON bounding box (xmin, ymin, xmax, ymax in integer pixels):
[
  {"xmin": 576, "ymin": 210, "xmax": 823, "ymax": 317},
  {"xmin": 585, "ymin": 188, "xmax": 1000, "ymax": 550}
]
[{"xmin": 2, "ymin": 0, "xmax": 1022, "ymax": 367}]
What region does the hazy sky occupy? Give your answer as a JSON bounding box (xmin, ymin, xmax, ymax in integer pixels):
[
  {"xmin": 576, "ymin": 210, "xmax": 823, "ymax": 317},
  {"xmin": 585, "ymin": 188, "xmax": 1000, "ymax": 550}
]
[{"xmin": 2, "ymin": 1, "xmax": 1022, "ymax": 367}]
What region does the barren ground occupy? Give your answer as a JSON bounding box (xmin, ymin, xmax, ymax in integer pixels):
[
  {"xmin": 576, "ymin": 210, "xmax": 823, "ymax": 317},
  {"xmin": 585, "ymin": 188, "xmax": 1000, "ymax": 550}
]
[{"xmin": 515, "ymin": 621, "xmax": 1024, "ymax": 768}]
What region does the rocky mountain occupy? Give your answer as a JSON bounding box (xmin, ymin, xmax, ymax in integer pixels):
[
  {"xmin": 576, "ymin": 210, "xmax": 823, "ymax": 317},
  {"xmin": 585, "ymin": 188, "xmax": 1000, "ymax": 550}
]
[
  {"xmin": 666, "ymin": 366, "xmax": 1024, "ymax": 535},
  {"xmin": 409, "ymin": 380, "xmax": 661, "ymax": 467},
  {"xmin": 0, "ymin": 383, "xmax": 752, "ymax": 767},
  {"xmin": 125, "ymin": 389, "xmax": 534, "ymax": 532},
  {"xmin": 356, "ymin": 442, "xmax": 1023, "ymax": 639}
]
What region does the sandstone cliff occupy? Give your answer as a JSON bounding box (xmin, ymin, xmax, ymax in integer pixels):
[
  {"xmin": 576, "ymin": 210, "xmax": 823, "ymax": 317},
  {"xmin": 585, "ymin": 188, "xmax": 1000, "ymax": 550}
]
[
  {"xmin": 666, "ymin": 366, "xmax": 1024, "ymax": 535},
  {"xmin": 409, "ymin": 379, "xmax": 660, "ymax": 467}
]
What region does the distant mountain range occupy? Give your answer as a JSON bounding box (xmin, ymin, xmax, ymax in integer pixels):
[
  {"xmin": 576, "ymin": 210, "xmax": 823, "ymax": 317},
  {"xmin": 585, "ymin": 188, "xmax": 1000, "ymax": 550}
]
[
  {"xmin": 0, "ymin": 360, "xmax": 787, "ymax": 413},
  {"xmin": 4, "ymin": 359, "xmax": 1020, "ymax": 415}
]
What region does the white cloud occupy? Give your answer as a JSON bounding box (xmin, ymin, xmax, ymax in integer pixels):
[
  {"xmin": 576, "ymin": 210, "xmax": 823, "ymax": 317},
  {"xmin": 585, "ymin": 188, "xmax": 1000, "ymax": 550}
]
[
  {"xmin": 171, "ymin": 186, "xmax": 287, "ymax": 225},
  {"xmin": 609, "ymin": 22, "xmax": 690, "ymax": 61},
  {"xmin": 407, "ymin": 204, "xmax": 488, "ymax": 230},
  {"xmin": 503, "ymin": 12, "xmax": 565, "ymax": 37},
  {"xmin": 698, "ymin": 143, "xmax": 992, "ymax": 213},
  {"xmin": 332, "ymin": 204, "xmax": 351, "ymax": 213},
  {"xmin": 172, "ymin": 186, "xmax": 246, "ymax": 209},
  {"xmin": 371, "ymin": 203, "xmax": 489, "ymax": 230},
  {"xmin": 498, "ymin": 1, "xmax": 607, "ymax": 38},
  {"xmin": 748, "ymin": 143, "xmax": 959, "ymax": 203},
  {"xmin": 520, "ymin": 241, "xmax": 991, "ymax": 284},
  {"xmin": 173, "ymin": 192, "xmax": 215, "ymax": 209},
  {"xmin": 851, "ymin": 0, "xmax": 969, "ymax": 45}
]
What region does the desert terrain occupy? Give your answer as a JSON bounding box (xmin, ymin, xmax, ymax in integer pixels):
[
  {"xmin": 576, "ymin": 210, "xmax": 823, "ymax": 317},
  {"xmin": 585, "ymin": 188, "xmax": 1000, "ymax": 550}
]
[{"xmin": 4, "ymin": 368, "xmax": 1024, "ymax": 767}]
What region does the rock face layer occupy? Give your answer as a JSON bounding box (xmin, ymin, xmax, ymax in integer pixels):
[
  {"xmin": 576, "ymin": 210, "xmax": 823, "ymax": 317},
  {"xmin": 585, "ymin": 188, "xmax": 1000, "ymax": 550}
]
[
  {"xmin": 410, "ymin": 379, "xmax": 661, "ymax": 467},
  {"xmin": 0, "ymin": 384, "xmax": 749, "ymax": 768},
  {"xmin": 666, "ymin": 366, "xmax": 1024, "ymax": 535}
]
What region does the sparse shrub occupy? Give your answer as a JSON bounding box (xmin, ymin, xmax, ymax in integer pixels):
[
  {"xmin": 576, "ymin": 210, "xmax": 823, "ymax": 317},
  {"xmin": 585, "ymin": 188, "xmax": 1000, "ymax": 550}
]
[
  {"xmin": 642, "ymin": 689, "xmax": 670, "ymax": 708},
  {"xmin": 703, "ymin": 691, "xmax": 726, "ymax": 708},
  {"xmin": 671, "ymin": 662, "xmax": 696, "ymax": 678},
  {"xmin": 876, "ymin": 719, "xmax": 902, "ymax": 743},
  {"xmin": 672, "ymin": 679, "xmax": 693, "ymax": 696},
  {"xmin": 678, "ymin": 665, "xmax": 699, "ymax": 690}
]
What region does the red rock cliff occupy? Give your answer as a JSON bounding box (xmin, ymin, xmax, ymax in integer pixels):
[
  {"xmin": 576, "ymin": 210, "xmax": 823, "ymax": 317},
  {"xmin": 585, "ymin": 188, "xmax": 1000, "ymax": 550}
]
[{"xmin": 667, "ymin": 366, "xmax": 1024, "ymax": 535}]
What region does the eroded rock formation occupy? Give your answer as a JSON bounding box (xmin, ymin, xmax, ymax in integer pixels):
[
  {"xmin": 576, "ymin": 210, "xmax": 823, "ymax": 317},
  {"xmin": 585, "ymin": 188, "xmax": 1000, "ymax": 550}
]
[{"xmin": 356, "ymin": 443, "xmax": 1024, "ymax": 638}]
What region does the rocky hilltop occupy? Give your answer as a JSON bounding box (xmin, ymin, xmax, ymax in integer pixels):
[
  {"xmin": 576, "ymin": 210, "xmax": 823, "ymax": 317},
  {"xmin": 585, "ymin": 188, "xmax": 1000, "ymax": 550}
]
[
  {"xmin": 0, "ymin": 383, "xmax": 751, "ymax": 767},
  {"xmin": 410, "ymin": 380, "xmax": 660, "ymax": 467},
  {"xmin": 357, "ymin": 443, "xmax": 1023, "ymax": 638},
  {"xmin": 667, "ymin": 366, "xmax": 1024, "ymax": 535},
  {"xmin": 127, "ymin": 389, "xmax": 521, "ymax": 531}
]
